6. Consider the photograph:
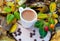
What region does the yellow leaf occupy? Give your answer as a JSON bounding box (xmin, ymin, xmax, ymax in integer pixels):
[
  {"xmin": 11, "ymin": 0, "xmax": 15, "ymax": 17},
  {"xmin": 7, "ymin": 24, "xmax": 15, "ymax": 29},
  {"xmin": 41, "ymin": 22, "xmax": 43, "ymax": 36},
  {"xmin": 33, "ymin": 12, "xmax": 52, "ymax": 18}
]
[
  {"xmin": 50, "ymin": 2, "xmax": 56, "ymax": 12},
  {"xmin": 9, "ymin": 23, "xmax": 18, "ymax": 33}
]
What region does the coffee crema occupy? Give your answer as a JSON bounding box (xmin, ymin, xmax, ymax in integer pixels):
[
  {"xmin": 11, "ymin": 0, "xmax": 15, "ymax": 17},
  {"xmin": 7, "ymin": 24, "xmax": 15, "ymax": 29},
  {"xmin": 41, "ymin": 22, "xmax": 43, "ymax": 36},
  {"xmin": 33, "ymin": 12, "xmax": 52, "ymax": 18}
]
[{"xmin": 22, "ymin": 10, "xmax": 35, "ymax": 21}]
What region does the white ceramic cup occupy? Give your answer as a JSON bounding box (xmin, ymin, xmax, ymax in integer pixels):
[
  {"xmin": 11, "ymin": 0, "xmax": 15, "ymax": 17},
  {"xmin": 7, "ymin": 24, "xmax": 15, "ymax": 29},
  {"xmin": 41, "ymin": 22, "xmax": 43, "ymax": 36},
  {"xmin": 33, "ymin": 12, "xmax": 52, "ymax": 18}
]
[{"xmin": 19, "ymin": 7, "xmax": 37, "ymax": 28}]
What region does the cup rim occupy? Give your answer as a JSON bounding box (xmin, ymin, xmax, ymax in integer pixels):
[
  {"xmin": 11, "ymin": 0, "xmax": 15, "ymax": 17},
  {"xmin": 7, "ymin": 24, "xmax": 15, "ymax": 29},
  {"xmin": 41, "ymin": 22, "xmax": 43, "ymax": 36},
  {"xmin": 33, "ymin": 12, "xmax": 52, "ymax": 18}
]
[{"xmin": 20, "ymin": 8, "xmax": 37, "ymax": 22}]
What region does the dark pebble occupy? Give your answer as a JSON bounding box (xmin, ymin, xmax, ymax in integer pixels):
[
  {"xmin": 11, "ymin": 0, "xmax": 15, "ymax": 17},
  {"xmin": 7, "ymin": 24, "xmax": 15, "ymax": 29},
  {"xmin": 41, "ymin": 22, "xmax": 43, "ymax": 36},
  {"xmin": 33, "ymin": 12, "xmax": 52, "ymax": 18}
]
[
  {"xmin": 19, "ymin": 39, "xmax": 21, "ymax": 41},
  {"xmin": 15, "ymin": 34, "xmax": 17, "ymax": 36},
  {"xmin": 14, "ymin": 32, "xmax": 17, "ymax": 36},
  {"xmin": 42, "ymin": 40, "xmax": 44, "ymax": 41},
  {"xmin": 30, "ymin": 33, "xmax": 33, "ymax": 38},
  {"xmin": 32, "ymin": 33, "xmax": 35, "ymax": 35},
  {"xmin": 40, "ymin": 36, "xmax": 43, "ymax": 39},
  {"xmin": 14, "ymin": 32, "xmax": 16, "ymax": 34},
  {"xmin": 18, "ymin": 32, "xmax": 22, "ymax": 35},
  {"xmin": 34, "ymin": 39, "xmax": 37, "ymax": 41},
  {"xmin": 33, "ymin": 30, "xmax": 35, "ymax": 32},
  {"xmin": 17, "ymin": 28, "xmax": 21, "ymax": 32}
]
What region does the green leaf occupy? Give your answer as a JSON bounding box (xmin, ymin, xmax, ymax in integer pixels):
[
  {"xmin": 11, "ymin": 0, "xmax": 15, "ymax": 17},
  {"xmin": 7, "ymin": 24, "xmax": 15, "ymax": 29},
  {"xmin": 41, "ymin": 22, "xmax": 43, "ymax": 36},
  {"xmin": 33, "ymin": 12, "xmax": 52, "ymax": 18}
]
[
  {"xmin": 4, "ymin": 7, "xmax": 11, "ymax": 13},
  {"xmin": 34, "ymin": 20, "xmax": 44, "ymax": 28},
  {"xmin": 44, "ymin": 22, "xmax": 50, "ymax": 27},
  {"xmin": 34, "ymin": 21, "xmax": 40, "ymax": 28},
  {"xmin": 14, "ymin": 11, "xmax": 20, "ymax": 20},
  {"xmin": 49, "ymin": 18, "xmax": 55, "ymax": 24},
  {"xmin": 7, "ymin": 14, "xmax": 14, "ymax": 24},
  {"xmin": 38, "ymin": 12, "xmax": 48, "ymax": 19},
  {"xmin": 20, "ymin": 4, "xmax": 26, "ymax": 8},
  {"xmin": 39, "ymin": 27, "xmax": 47, "ymax": 38}
]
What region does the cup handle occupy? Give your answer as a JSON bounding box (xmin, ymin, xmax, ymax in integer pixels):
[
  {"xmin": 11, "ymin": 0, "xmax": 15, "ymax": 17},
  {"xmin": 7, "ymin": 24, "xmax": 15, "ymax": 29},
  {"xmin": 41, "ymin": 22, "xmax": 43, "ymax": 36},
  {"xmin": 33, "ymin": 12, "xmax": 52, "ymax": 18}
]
[{"xmin": 19, "ymin": 7, "xmax": 24, "ymax": 14}]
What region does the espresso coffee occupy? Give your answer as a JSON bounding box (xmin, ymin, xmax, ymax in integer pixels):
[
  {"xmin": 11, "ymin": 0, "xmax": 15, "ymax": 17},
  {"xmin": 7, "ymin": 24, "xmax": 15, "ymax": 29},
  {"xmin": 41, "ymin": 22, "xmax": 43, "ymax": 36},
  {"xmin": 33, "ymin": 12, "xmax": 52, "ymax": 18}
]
[{"xmin": 22, "ymin": 10, "xmax": 35, "ymax": 21}]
